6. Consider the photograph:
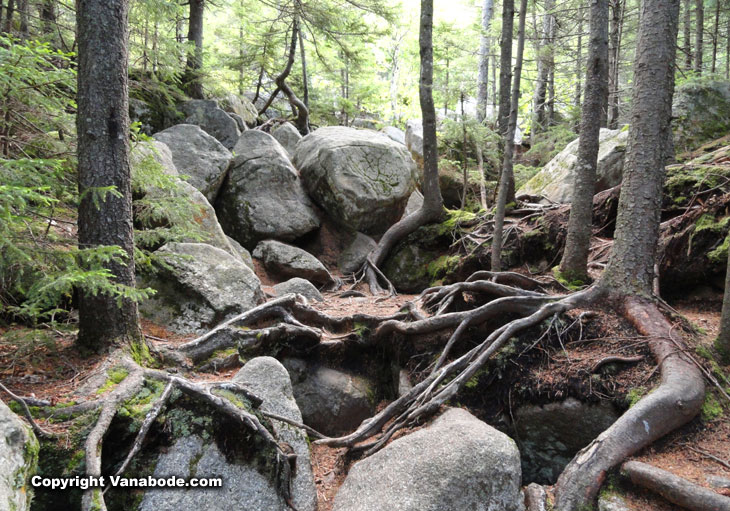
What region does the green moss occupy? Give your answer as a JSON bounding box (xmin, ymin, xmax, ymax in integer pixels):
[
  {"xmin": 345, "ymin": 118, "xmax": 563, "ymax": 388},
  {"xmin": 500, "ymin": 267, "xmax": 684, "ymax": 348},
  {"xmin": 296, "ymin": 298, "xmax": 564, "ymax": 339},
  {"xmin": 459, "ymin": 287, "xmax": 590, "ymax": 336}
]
[
  {"xmin": 353, "ymin": 322, "xmax": 370, "ymax": 338},
  {"xmin": 552, "ymin": 267, "xmax": 589, "ymax": 290},
  {"xmin": 708, "ymin": 234, "xmax": 730, "ymax": 263},
  {"xmin": 436, "ymin": 209, "xmax": 477, "ymax": 235},
  {"xmin": 97, "ymin": 366, "xmax": 130, "ymax": 394},
  {"xmin": 701, "ymin": 392, "xmax": 724, "ymax": 421},
  {"xmin": 129, "ymin": 338, "xmax": 154, "ymax": 366},
  {"xmin": 427, "ymin": 255, "xmax": 460, "ymax": 282},
  {"xmin": 695, "ymin": 345, "xmax": 714, "ymax": 360},
  {"xmin": 626, "ymin": 387, "xmax": 646, "ymax": 408}
]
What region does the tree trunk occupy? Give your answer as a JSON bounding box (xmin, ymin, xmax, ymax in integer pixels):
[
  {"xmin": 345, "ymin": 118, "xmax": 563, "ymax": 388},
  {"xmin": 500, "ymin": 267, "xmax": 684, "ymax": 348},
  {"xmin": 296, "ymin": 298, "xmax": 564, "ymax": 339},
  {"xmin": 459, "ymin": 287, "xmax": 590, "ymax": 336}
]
[
  {"xmin": 607, "ymin": 0, "xmax": 624, "ymax": 128},
  {"xmin": 710, "ymin": 0, "xmax": 719, "ymax": 73},
  {"xmin": 18, "ymin": 0, "xmax": 27, "ymax": 40},
  {"xmin": 492, "ymin": 0, "xmax": 528, "ymax": 272},
  {"xmin": 683, "ymin": 0, "xmax": 692, "ymax": 69},
  {"xmin": 532, "ymin": 0, "xmax": 555, "ymax": 136},
  {"xmin": 4, "ymin": 0, "xmax": 14, "ymax": 34},
  {"xmin": 559, "ymin": 0, "xmax": 609, "ymax": 281},
  {"xmin": 389, "ymin": 34, "xmax": 402, "ymax": 124},
  {"xmin": 76, "ymin": 0, "xmax": 143, "ymax": 352},
  {"xmin": 275, "ymin": 16, "xmax": 309, "ymax": 135},
  {"xmin": 694, "ymin": 0, "xmax": 703, "ymax": 74},
  {"xmin": 299, "ymin": 28, "xmax": 309, "ymax": 108},
  {"xmin": 497, "ymin": 0, "xmax": 514, "ymax": 138},
  {"xmin": 726, "ymin": 16, "xmax": 729, "ymax": 79},
  {"xmin": 461, "ymin": 91, "xmax": 468, "ymax": 210},
  {"xmin": 575, "ymin": 4, "xmax": 584, "ymax": 109},
  {"xmin": 185, "ymin": 0, "xmax": 205, "ymax": 99},
  {"xmin": 716, "ymin": 245, "xmax": 730, "ymax": 362},
  {"xmin": 599, "ymin": 0, "xmax": 680, "ymax": 295},
  {"xmin": 477, "ymin": 0, "xmax": 495, "ymax": 122}
]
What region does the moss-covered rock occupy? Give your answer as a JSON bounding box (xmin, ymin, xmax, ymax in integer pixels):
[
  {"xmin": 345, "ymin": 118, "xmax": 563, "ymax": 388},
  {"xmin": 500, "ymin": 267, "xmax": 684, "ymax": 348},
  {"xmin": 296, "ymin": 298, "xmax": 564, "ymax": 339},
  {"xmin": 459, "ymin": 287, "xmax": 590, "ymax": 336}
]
[
  {"xmin": 0, "ymin": 400, "xmax": 38, "ymax": 511},
  {"xmin": 672, "ymin": 79, "xmax": 730, "ymax": 153}
]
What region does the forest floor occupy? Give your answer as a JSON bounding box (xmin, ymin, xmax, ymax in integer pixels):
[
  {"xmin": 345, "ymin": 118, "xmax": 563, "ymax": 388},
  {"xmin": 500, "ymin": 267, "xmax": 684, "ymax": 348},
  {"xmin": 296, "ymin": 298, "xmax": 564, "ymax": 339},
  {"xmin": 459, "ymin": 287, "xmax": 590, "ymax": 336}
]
[{"xmin": 0, "ymin": 276, "xmax": 728, "ymax": 510}]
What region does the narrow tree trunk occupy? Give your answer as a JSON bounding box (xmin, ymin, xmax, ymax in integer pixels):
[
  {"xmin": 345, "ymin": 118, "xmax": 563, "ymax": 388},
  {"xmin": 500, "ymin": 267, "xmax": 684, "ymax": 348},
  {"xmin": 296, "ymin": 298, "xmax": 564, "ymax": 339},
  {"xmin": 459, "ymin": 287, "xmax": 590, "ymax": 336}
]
[
  {"xmin": 716, "ymin": 246, "xmax": 730, "ymax": 362},
  {"xmin": 607, "ymin": 0, "xmax": 624, "ymax": 128},
  {"xmin": 491, "ymin": 49, "xmax": 498, "ymax": 112},
  {"xmin": 274, "ymin": 16, "xmax": 309, "ymax": 135},
  {"xmin": 4, "ymin": 0, "xmax": 15, "ymax": 34},
  {"xmin": 477, "ymin": 0, "xmax": 495, "ymax": 122},
  {"xmin": 299, "ymin": 28, "xmax": 309, "ymax": 108},
  {"xmin": 185, "ymin": 0, "xmax": 205, "ymax": 99},
  {"xmin": 684, "ymin": 0, "xmax": 693, "ymax": 69},
  {"xmin": 76, "ymin": 0, "xmax": 143, "ymax": 352},
  {"xmin": 726, "ymin": 16, "xmax": 729, "ymax": 79},
  {"xmin": 710, "ymin": 0, "xmax": 719, "ymax": 73},
  {"xmin": 497, "ymin": 0, "xmax": 514, "ymax": 138},
  {"xmin": 600, "ymin": 0, "xmax": 680, "ymax": 294},
  {"xmin": 694, "ymin": 0, "xmax": 703, "ymax": 74},
  {"xmin": 389, "ymin": 35, "xmax": 402, "ymax": 124},
  {"xmin": 17, "ymin": 0, "xmax": 26, "ymax": 40},
  {"xmin": 532, "ymin": 0, "xmax": 555, "ymax": 136},
  {"xmin": 444, "ymin": 55, "xmax": 450, "ymax": 116},
  {"xmin": 461, "ymin": 91, "xmax": 468, "ymax": 210},
  {"xmin": 559, "ymin": 0, "xmax": 609, "ymax": 281},
  {"xmin": 575, "ymin": 4, "xmax": 584, "ymax": 109},
  {"xmin": 492, "ymin": 0, "xmax": 528, "ymax": 272},
  {"xmin": 547, "ymin": 66, "xmax": 555, "ymax": 125}
]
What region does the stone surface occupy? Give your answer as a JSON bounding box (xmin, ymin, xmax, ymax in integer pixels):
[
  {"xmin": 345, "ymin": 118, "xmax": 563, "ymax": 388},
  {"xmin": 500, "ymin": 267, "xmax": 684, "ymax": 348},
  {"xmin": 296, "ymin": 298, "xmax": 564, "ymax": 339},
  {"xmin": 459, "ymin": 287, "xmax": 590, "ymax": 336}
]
[
  {"xmin": 282, "ymin": 358, "xmax": 375, "ymax": 436},
  {"xmin": 271, "ymin": 122, "xmax": 302, "ymax": 157},
  {"xmin": 181, "ymin": 99, "xmax": 241, "ymax": 150},
  {"xmin": 672, "ymin": 80, "xmax": 730, "ymax": 152},
  {"xmin": 139, "ymin": 357, "xmax": 316, "ymax": 511},
  {"xmin": 139, "ymin": 242, "xmax": 263, "ymax": 334},
  {"xmin": 218, "ymin": 93, "xmax": 259, "ymax": 127},
  {"xmin": 382, "ymin": 243, "xmax": 437, "ymax": 293},
  {"xmin": 518, "ymin": 128, "xmax": 628, "ymax": 203},
  {"xmin": 130, "ymin": 139, "xmax": 179, "ymax": 179},
  {"xmin": 513, "ymin": 397, "xmax": 620, "ymax": 484},
  {"xmin": 226, "ymin": 235, "xmax": 255, "ymax": 270},
  {"xmin": 402, "ymin": 190, "xmax": 424, "ymax": 218},
  {"xmin": 253, "ymin": 240, "xmax": 333, "ymax": 285},
  {"xmin": 405, "ymin": 119, "xmax": 424, "ymax": 165},
  {"xmin": 0, "ymin": 400, "xmax": 38, "ymax": 511},
  {"xmin": 153, "ymin": 124, "xmax": 232, "ymax": 202},
  {"xmin": 232, "ymin": 357, "xmax": 317, "ymax": 511},
  {"xmin": 382, "ymin": 126, "xmax": 406, "ymax": 145},
  {"xmin": 273, "ymin": 278, "xmax": 323, "ymax": 302},
  {"xmin": 332, "ymin": 408, "xmax": 524, "ymax": 511},
  {"xmin": 294, "ymin": 126, "xmax": 418, "ymax": 235},
  {"xmin": 597, "ymin": 494, "xmax": 631, "ymax": 511},
  {"xmin": 338, "ymin": 232, "xmax": 376, "ymax": 274},
  {"xmin": 129, "ymin": 98, "xmax": 155, "ymax": 135},
  {"xmin": 216, "ymin": 130, "xmax": 320, "ymax": 249}
]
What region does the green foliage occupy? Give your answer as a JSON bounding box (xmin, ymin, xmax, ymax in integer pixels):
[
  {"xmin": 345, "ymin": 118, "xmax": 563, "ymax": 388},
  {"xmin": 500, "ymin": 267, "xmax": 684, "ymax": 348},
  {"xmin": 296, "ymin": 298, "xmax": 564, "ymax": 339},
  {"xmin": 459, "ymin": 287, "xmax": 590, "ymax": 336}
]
[
  {"xmin": 626, "ymin": 387, "xmax": 647, "ymax": 408},
  {"xmin": 514, "ymin": 164, "xmax": 541, "ymax": 189},
  {"xmin": 523, "ymin": 124, "xmax": 577, "ymax": 167},
  {"xmin": 700, "ymin": 392, "xmax": 724, "ymax": 421}
]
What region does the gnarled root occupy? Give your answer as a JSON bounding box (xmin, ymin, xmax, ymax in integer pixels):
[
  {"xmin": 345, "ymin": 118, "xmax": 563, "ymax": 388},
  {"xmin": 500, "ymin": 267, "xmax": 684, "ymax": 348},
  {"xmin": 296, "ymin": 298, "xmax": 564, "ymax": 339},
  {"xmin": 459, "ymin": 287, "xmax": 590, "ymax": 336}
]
[{"xmin": 553, "ymin": 296, "xmax": 705, "ymax": 511}]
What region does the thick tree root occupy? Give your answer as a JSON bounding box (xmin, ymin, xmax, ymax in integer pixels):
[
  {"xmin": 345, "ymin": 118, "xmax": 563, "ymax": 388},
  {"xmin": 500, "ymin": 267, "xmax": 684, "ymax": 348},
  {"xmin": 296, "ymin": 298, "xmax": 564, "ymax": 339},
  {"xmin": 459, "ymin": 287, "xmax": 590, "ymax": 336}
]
[
  {"xmin": 621, "ymin": 460, "xmax": 730, "ymax": 511},
  {"xmin": 523, "ymin": 483, "xmax": 549, "ymax": 511},
  {"xmin": 553, "ymin": 296, "xmax": 706, "ymax": 511}
]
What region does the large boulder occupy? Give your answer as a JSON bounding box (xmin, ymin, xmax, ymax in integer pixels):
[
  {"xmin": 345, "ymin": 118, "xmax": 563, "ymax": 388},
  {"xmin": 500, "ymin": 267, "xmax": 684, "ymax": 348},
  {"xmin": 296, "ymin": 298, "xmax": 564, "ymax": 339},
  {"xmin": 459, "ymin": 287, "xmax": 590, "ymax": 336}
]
[
  {"xmin": 271, "ymin": 122, "xmax": 302, "ymax": 157},
  {"xmin": 226, "ymin": 235, "xmax": 255, "ymax": 270},
  {"xmin": 294, "ymin": 126, "xmax": 418, "ymax": 235},
  {"xmin": 332, "ymin": 408, "xmax": 524, "ymax": 511},
  {"xmin": 216, "ymin": 131, "xmax": 320, "ymax": 249},
  {"xmin": 253, "ymin": 240, "xmax": 333, "ymax": 285},
  {"xmin": 139, "ymin": 357, "xmax": 316, "ymax": 511},
  {"xmin": 672, "ymin": 80, "xmax": 730, "ymax": 153},
  {"xmin": 218, "ymin": 93, "xmax": 259, "ymax": 127},
  {"xmin": 0, "ymin": 400, "xmax": 38, "ymax": 511},
  {"xmin": 518, "ymin": 128, "xmax": 628, "ymax": 203},
  {"xmin": 139, "ymin": 242, "xmax": 264, "ymax": 334},
  {"xmin": 180, "ymin": 99, "xmax": 241, "ymax": 150},
  {"xmin": 338, "ymin": 232, "xmax": 376, "ymax": 274},
  {"xmin": 282, "ymin": 358, "xmax": 375, "ymax": 436},
  {"xmin": 382, "ymin": 126, "xmax": 406, "ymax": 145},
  {"xmin": 405, "ymin": 119, "xmax": 424, "ymax": 165},
  {"xmin": 273, "ymin": 278, "xmax": 323, "ymax": 302},
  {"xmin": 130, "ymin": 139, "xmax": 178, "ymax": 179},
  {"xmin": 153, "ymin": 124, "xmax": 232, "ymax": 202}
]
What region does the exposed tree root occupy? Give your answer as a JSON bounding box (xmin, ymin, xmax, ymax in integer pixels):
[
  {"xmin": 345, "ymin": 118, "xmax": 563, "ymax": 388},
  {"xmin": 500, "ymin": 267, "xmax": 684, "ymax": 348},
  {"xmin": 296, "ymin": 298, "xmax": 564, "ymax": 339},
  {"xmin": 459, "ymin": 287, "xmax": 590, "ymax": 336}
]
[
  {"xmin": 553, "ymin": 296, "xmax": 705, "ymax": 511},
  {"xmin": 621, "ymin": 460, "xmax": 730, "ymax": 511},
  {"xmin": 523, "ymin": 483, "xmax": 549, "ymax": 511}
]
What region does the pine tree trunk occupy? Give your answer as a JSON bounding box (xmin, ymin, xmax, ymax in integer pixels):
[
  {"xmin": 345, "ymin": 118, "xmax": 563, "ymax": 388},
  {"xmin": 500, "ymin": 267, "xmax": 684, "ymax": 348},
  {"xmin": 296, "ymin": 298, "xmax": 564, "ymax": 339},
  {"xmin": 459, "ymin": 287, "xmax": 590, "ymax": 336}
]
[
  {"xmin": 607, "ymin": 0, "xmax": 624, "ymax": 128},
  {"xmin": 559, "ymin": 0, "xmax": 609, "ymax": 281},
  {"xmin": 683, "ymin": 0, "xmax": 692, "ymax": 69},
  {"xmin": 575, "ymin": 4, "xmax": 584, "ymax": 109},
  {"xmin": 497, "ymin": 0, "xmax": 514, "ymax": 138},
  {"xmin": 299, "ymin": 28, "xmax": 309, "ymax": 108},
  {"xmin": 185, "ymin": 0, "xmax": 205, "ymax": 99},
  {"xmin": 599, "ymin": 0, "xmax": 680, "ymax": 295},
  {"xmin": 76, "ymin": 0, "xmax": 142, "ymax": 351},
  {"xmin": 710, "ymin": 0, "xmax": 719, "ymax": 73},
  {"xmin": 694, "ymin": 0, "xmax": 703, "ymax": 74},
  {"xmin": 716, "ymin": 247, "xmax": 730, "ymax": 362},
  {"xmin": 4, "ymin": 0, "xmax": 14, "ymax": 34},
  {"xmin": 477, "ymin": 0, "xmax": 495, "ymax": 122},
  {"xmin": 492, "ymin": 0, "xmax": 528, "ymax": 272},
  {"xmin": 532, "ymin": 0, "xmax": 555, "ymax": 135}
]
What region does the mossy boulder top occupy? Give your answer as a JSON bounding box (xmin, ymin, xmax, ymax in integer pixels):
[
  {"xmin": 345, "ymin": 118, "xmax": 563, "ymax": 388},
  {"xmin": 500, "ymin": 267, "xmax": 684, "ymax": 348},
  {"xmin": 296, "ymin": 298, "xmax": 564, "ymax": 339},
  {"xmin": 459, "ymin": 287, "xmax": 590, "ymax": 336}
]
[
  {"xmin": 672, "ymin": 79, "xmax": 730, "ymax": 153},
  {"xmin": 518, "ymin": 128, "xmax": 628, "ymax": 203},
  {"xmin": 294, "ymin": 126, "xmax": 418, "ymax": 235},
  {"xmin": 0, "ymin": 399, "xmax": 38, "ymax": 511}
]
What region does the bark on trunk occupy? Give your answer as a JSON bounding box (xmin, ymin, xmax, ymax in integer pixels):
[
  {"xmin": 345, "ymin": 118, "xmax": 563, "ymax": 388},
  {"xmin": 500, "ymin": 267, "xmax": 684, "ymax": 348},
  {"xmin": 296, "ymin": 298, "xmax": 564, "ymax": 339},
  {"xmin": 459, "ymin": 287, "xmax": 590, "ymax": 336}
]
[
  {"xmin": 683, "ymin": 0, "xmax": 692, "ymax": 69},
  {"xmin": 477, "ymin": 0, "xmax": 495, "ymax": 122},
  {"xmin": 710, "ymin": 0, "xmax": 719, "ymax": 73},
  {"xmin": 3, "ymin": 0, "xmax": 14, "ymax": 34},
  {"xmin": 599, "ymin": 0, "xmax": 680, "ymax": 295},
  {"xmin": 299, "ymin": 28, "xmax": 309, "ymax": 107},
  {"xmin": 76, "ymin": 0, "xmax": 142, "ymax": 351},
  {"xmin": 575, "ymin": 5, "xmax": 584, "ymax": 109},
  {"xmin": 532, "ymin": 0, "xmax": 555, "ymax": 135},
  {"xmin": 492, "ymin": 0, "xmax": 527, "ymax": 272},
  {"xmin": 185, "ymin": 0, "xmax": 205, "ymax": 99},
  {"xmin": 716, "ymin": 246, "xmax": 730, "ymax": 362},
  {"xmin": 497, "ymin": 0, "xmax": 514, "ymax": 138},
  {"xmin": 559, "ymin": 0, "xmax": 609, "ymax": 281},
  {"xmin": 607, "ymin": 0, "xmax": 624, "ymax": 128},
  {"xmin": 694, "ymin": 0, "xmax": 703, "ymax": 74}
]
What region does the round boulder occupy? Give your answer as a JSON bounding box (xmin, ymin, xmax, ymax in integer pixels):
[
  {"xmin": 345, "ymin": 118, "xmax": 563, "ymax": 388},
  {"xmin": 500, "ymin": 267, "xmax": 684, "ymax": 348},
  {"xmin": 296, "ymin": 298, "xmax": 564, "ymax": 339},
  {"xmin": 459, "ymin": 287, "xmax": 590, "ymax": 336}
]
[{"xmin": 293, "ymin": 126, "xmax": 418, "ymax": 235}]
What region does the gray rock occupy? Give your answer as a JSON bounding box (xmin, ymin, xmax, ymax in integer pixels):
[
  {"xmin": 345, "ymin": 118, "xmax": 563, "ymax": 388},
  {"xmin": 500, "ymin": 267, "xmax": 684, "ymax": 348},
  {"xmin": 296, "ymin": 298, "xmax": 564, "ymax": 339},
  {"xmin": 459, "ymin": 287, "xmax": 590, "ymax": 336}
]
[
  {"xmin": 271, "ymin": 122, "xmax": 302, "ymax": 157},
  {"xmin": 333, "ymin": 408, "xmax": 524, "ymax": 511},
  {"xmin": 129, "ymin": 98, "xmax": 154, "ymax": 135},
  {"xmin": 153, "ymin": 124, "xmax": 232, "ymax": 202},
  {"xmin": 232, "ymin": 357, "xmax": 317, "ymax": 511},
  {"xmin": 518, "ymin": 128, "xmax": 628, "ymax": 203},
  {"xmin": 181, "ymin": 99, "xmax": 241, "ymax": 150},
  {"xmin": 226, "ymin": 235, "xmax": 255, "ymax": 270},
  {"xmin": 338, "ymin": 232, "xmax": 376, "ymax": 274},
  {"xmin": 253, "ymin": 240, "xmax": 333, "ymax": 285},
  {"xmin": 513, "ymin": 397, "xmax": 620, "ymax": 484},
  {"xmin": 673, "ymin": 80, "xmax": 730, "ymax": 152},
  {"xmin": 229, "ymin": 112, "xmax": 247, "ymax": 132},
  {"xmin": 282, "ymin": 358, "xmax": 375, "ymax": 436},
  {"xmin": 139, "ymin": 242, "xmax": 264, "ymax": 334},
  {"xmin": 273, "ymin": 278, "xmax": 323, "ymax": 302},
  {"xmin": 402, "ymin": 190, "xmax": 424, "ymax": 218},
  {"xmin": 218, "ymin": 93, "xmax": 259, "ymax": 127},
  {"xmin": 177, "ymin": 182, "xmax": 239, "ymax": 256},
  {"xmin": 130, "ymin": 139, "xmax": 179, "ymax": 179},
  {"xmin": 382, "ymin": 243, "xmax": 437, "ymax": 293},
  {"xmin": 216, "ymin": 130, "xmax": 320, "ymax": 249},
  {"xmin": 405, "ymin": 119, "xmax": 424, "ymax": 165},
  {"xmin": 294, "ymin": 126, "xmax": 418, "ymax": 235},
  {"xmin": 382, "ymin": 126, "xmax": 406, "ymax": 145},
  {"xmin": 0, "ymin": 400, "xmax": 38, "ymax": 511},
  {"xmin": 597, "ymin": 494, "xmax": 630, "ymax": 511}
]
